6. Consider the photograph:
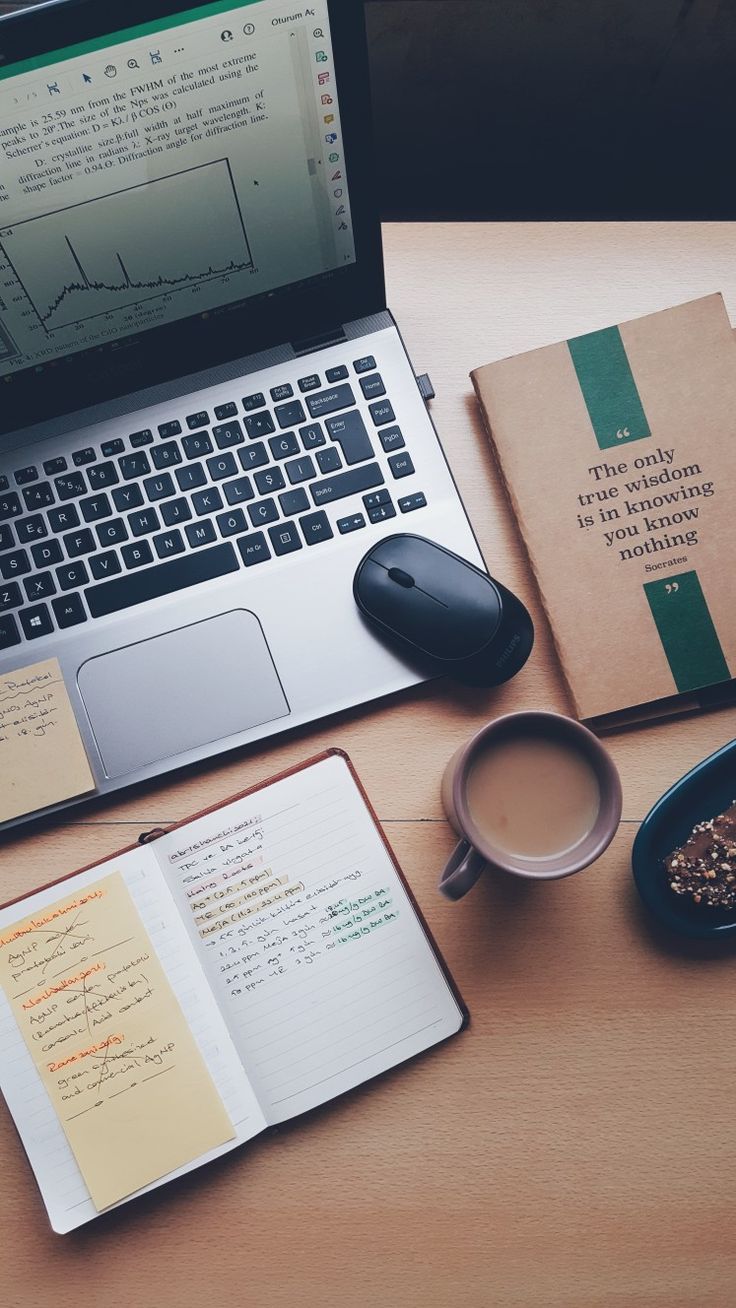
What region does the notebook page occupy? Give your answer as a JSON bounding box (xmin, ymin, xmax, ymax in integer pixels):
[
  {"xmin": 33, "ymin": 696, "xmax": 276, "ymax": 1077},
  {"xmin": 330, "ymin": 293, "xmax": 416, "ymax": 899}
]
[
  {"xmin": 155, "ymin": 753, "xmax": 463, "ymax": 1124},
  {"xmin": 0, "ymin": 846, "xmax": 266, "ymax": 1233}
]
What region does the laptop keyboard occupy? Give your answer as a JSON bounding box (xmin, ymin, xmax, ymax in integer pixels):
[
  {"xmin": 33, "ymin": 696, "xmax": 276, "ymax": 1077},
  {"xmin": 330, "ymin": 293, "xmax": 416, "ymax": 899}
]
[{"xmin": 0, "ymin": 355, "xmax": 428, "ymax": 650}]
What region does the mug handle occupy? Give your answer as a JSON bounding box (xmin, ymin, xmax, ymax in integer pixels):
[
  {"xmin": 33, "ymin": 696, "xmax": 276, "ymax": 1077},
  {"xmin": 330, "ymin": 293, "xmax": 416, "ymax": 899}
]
[{"xmin": 439, "ymin": 840, "xmax": 487, "ymax": 900}]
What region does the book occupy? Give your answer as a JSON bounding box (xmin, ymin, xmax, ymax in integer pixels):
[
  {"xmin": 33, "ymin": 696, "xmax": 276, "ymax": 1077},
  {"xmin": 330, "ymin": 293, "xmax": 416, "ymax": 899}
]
[
  {"xmin": 471, "ymin": 294, "xmax": 736, "ymax": 726},
  {"xmin": 0, "ymin": 750, "xmax": 465, "ymax": 1233}
]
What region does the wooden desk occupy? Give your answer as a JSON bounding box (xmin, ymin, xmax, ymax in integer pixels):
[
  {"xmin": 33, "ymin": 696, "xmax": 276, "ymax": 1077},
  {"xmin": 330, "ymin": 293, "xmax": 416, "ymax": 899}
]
[{"xmin": 2, "ymin": 223, "xmax": 735, "ymax": 1307}]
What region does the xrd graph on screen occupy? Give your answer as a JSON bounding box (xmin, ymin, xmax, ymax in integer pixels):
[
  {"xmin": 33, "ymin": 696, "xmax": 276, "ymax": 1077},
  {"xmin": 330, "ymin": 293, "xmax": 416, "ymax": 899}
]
[{"xmin": 0, "ymin": 160, "xmax": 254, "ymax": 333}]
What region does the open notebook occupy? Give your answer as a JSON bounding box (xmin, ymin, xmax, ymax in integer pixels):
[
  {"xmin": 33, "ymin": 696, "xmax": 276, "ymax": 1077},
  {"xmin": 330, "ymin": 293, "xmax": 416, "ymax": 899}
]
[{"xmin": 0, "ymin": 750, "xmax": 465, "ymax": 1233}]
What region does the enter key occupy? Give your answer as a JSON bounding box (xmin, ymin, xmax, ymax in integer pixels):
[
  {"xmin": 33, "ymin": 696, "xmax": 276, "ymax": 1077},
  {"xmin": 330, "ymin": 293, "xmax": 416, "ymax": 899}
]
[{"xmin": 325, "ymin": 410, "xmax": 375, "ymax": 465}]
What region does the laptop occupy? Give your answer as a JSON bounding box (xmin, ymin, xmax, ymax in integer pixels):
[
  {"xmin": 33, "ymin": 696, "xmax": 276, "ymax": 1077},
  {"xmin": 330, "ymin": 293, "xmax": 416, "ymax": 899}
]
[{"xmin": 0, "ymin": 0, "xmax": 483, "ymax": 831}]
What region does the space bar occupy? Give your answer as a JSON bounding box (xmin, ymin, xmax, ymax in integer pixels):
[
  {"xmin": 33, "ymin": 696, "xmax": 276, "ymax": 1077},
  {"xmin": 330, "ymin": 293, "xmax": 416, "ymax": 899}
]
[{"xmin": 86, "ymin": 543, "xmax": 239, "ymax": 618}]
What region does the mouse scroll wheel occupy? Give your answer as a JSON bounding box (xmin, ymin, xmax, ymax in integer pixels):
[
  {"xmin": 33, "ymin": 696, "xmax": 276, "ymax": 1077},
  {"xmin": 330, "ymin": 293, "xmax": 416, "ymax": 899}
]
[{"xmin": 388, "ymin": 566, "xmax": 415, "ymax": 589}]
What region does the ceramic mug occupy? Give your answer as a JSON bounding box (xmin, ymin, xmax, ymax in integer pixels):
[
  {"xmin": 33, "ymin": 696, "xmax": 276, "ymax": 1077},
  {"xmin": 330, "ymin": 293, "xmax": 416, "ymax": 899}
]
[{"xmin": 439, "ymin": 710, "xmax": 622, "ymax": 899}]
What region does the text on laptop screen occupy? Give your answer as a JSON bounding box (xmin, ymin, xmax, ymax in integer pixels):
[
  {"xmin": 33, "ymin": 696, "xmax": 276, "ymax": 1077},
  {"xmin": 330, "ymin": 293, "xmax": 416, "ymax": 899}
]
[{"xmin": 0, "ymin": 0, "xmax": 356, "ymax": 380}]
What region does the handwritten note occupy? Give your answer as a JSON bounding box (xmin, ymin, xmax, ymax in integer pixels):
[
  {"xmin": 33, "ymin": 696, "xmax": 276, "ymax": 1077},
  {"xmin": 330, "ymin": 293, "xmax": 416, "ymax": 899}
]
[
  {"xmin": 0, "ymin": 657, "xmax": 95, "ymax": 824},
  {"xmin": 0, "ymin": 871, "xmax": 234, "ymax": 1210}
]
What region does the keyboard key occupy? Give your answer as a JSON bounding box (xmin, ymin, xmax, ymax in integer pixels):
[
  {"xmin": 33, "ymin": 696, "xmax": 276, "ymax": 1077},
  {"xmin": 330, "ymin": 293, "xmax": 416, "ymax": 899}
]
[
  {"xmin": 87, "ymin": 542, "xmax": 239, "ymax": 618},
  {"xmin": 54, "ymin": 472, "xmax": 86, "ymax": 500},
  {"xmin": 56, "ymin": 561, "xmax": 89, "ymax": 591},
  {"xmin": 248, "ymin": 498, "xmax": 278, "ymax": 527},
  {"xmin": 275, "ymin": 400, "xmax": 307, "ymax": 429},
  {"xmin": 299, "ymin": 423, "xmax": 326, "ymax": 451},
  {"xmin": 244, "ymin": 412, "xmax": 275, "ymax": 440},
  {"xmin": 279, "ymin": 488, "xmax": 309, "ymax": 516},
  {"xmin": 389, "ymin": 452, "xmax": 415, "ymax": 479},
  {"xmin": 369, "ymin": 399, "xmax": 395, "ymax": 426},
  {"xmin": 72, "ymin": 446, "xmax": 96, "ymax": 466},
  {"xmin": 161, "ymin": 498, "xmax": 192, "ymax": 526},
  {"xmin": 158, "ymin": 420, "xmax": 182, "ymax": 439},
  {"xmin": 87, "ymin": 462, "xmax": 119, "ymax": 490},
  {"xmin": 398, "ymin": 491, "xmax": 427, "ymax": 514},
  {"xmin": 238, "ymin": 442, "xmax": 269, "ymax": 472},
  {"xmin": 326, "ymin": 410, "xmax": 374, "ymax": 465},
  {"xmin": 150, "ymin": 442, "xmax": 181, "ymax": 470},
  {"xmin": 269, "ymin": 521, "xmax": 302, "ymax": 556},
  {"xmin": 285, "ymin": 455, "xmax": 316, "ymax": 485},
  {"xmin": 243, "ymin": 392, "xmax": 266, "ymax": 412},
  {"xmin": 186, "ymin": 521, "xmax": 217, "ymax": 549},
  {"xmin": 306, "ymin": 384, "xmax": 356, "ymax": 420},
  {"xmin": 153, "ymin": 530, "xmax": 185, "ymax": 559},
  {"xmin": 326, "ymin": 365, "xmax": 349, "ymax": 383},
  {"xmin": 207, "ymin": 452, "xmax": 238, "ymax": 481},
  {"xmin": 0, "ymin": 524, "xmax": 13, "ymax": 552},
  {"xmin": 101, "ymin": 438, "xmax": 125, "ymax": 458},
  {"xmin": 216, "ymin": 509, "xmax": 247, "ymax": 538},
  {"xmin": 22, "ymin": 482, "xmax": 54, "ymax": 511},
  {"xmin": 14, "ymin": 465, "xmax": 38, "ymax": 486},
  {"xmin": 23, "ymin": 571, "xmax": 56, "ymax": 602},
  {"xmin": 223, "ymin": 476, "xmax": 254, "ymax": 506},
  {"xmin": 64, "ymin": 528, "xmax": 96, "ymax": 558},
  {"xmin": 186, "ymin": 410, "xmax": 209, "ymax": 430},
  {"xmin": 192, "ymin": 487, "xmax": 223, "ymax": 516},
  {"xmin": 379, "ymin": 425, "xmax": 405, "ymax": 453},
  {"xmin": 353, "ymin": 355, "xmax": 376, "ymax": 373},
  {"xmin": 310, "ymin": 462, "xmax": 384, "ymax": 507},
  {"xmin": 0, "ymin": 492, "xmax": 22, "ymax": 520},
  {"xmin": 121, "ymin": 541, "xmax": 154, "ymax": 570},
  {"xmin": 270, "ymin": 383, "xmax": 293, "ymax": 402},
  {"xmin": 363, "ymin": 488, "xmax": 391, "ymax": 510},
  {"xmin": 89, "ymin": 551, "xmax": 122, "ymax": 580},
  {"xmin": 0, "ymin": 581, "xmax": 22, "ymax": 610},
  {"xmin": 129, "ymin": 507, "xmax": 160, "ymax": 537},
  {"xmin": 43, "ymin": 456, "xmax": 67, "ymax": 476},
  {"xmin": 49, "ymin": 505, "xmax": 79, "ymax": 533},
  {"xmin": 0, "ymin": 613, "xmax": 20, "ymax": 649},
  {"xmin": 359, "ymin": 373, "xmax": 386, "ymax": 400},
  {"xmin": 182, "ymin": 432, "xmax": 213, "ymax": 459},
  {"xmin": 16, "ymin": 515, "xmax": 47, "ymax": 544},
  {"xmin": 300, "ymin": 510, "xmax": 333, "ymax": 545},
  {"xmin": 19, "ymin": 603, "xmax": 53, "ymax": 640},
  {"xmin": 80, "ymin": 493, "xmax": 112, "ymax": 523},
  {"xmin": 368, "ymin": 502, "xmax": 396, "ymax": 524},
  {"xmin": 129, "ymin": 429, "xmax": 154, "ymax": 447},
  {"xmin": 298, "ymin": 374, "xmax": 321, "ymax": 393},
  {"xmin": 32, "ymin": 540, "xmax": 63, "ymax": 568},
  {"xmin": 254, "ymin": 467, "xmax": 285, "ymax": 496},
  {"xmin": 143, "ymin": 473, "xmax": 176, "ymax": 502},
  {"xmin": 269, "ymin": 432, "xmax": 300, "ymax": 460},
  {"xmin": 213, "ymin": 421, "xmax": 244, "ymax": 449},
  {"xmin": 96, "ymin": 518, "xmax": 128, "ymax": 548},
  {"xmin": 0, "ymin": 549, "xmax": 30, "ymax": 579},
  {"xmin": 0, "ymin": 475, "xmax": 7, "ymax": 492},
  {"xmin": 337, "ymin": 513, "xmax": 366, "ymax": 534},
  {"xmin": 175, "ymin": 463, "xmax": 207, "ymax": 492},
  {"xmin": 237, "ymin": 531, "xmax": 271, "ymax": 566},
  {"xmin": 214, "ymin": 402, "xmax": 238, "ymax": 421},
  {"xmin": 316, "ymin": 447, "xmax": 342, "ymax": 474},
  {"xmin": 52, "ymin": 593, "xmax": 87, "ymax": 629},
  {"xmin": 113, "ymin": 484, "xmax": 144, "ymax": 512}
]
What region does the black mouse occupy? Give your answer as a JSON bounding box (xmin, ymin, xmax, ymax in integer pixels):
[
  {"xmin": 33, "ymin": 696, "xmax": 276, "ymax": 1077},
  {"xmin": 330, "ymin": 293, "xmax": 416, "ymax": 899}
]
[{"xmin": 353, "ymin": 534, "xmax": 534, "ymax": 687}]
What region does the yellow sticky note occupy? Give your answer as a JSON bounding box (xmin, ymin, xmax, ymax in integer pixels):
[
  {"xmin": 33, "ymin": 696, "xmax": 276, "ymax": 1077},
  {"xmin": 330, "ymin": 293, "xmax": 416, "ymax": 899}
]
[
  {"xmin": 0, "ymin": 657, "xmax": 95, "ymax": 823},
  {"xmin": 0, "ymin": 872, "xmax": 234, "ymax": 1210}
]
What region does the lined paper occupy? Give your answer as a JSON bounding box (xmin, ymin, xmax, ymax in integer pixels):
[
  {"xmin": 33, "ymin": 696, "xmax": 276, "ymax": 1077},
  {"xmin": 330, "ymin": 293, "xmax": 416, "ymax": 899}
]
[{"xmin": 156, "ymin": 754, "xmax": 463, "ymax": 1124}]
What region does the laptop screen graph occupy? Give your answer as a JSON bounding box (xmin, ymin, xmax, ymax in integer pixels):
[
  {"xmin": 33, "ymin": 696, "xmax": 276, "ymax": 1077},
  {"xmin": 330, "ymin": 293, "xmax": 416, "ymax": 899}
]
[{"xmin": 0, "ymin": 0, "xmax": 356, "ymax": 381}]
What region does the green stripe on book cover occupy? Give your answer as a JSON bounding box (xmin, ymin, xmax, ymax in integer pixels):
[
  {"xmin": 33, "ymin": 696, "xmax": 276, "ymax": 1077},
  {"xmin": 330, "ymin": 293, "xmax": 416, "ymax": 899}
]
[
  {"xmin": 567, "ymin": 325, "xmax": 651, "ymax": 451},
  {"xmin": 644, "ymin": 571, "xmax": 730, "ymax": 693}
]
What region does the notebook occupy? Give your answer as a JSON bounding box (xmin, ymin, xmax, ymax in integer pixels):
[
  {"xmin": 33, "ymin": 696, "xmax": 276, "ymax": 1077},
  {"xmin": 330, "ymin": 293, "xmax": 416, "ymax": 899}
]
[{"xmin": 0, "ymin": 750, "xmax": 466, "ymax": 1233}]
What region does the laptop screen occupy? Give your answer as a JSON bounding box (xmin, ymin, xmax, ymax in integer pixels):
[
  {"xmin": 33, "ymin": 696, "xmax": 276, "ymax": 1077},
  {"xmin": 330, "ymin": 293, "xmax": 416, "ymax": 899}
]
[{"xmin": 0, "ymin": 0, "xmax": 361, "ymax": 395}]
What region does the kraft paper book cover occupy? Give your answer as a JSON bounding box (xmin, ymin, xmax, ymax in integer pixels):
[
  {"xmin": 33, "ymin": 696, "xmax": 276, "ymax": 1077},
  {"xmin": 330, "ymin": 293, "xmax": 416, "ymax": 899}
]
[{"xmin": 471, "ymin": 294, "xmax": 735, "ymax": 724}]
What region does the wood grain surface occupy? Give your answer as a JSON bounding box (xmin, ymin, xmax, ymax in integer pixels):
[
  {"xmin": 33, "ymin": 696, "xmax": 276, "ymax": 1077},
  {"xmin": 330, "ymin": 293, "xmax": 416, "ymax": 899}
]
[{"xmin": 1, "ymin": 223, "xmax": 735, "ymax": 1307}]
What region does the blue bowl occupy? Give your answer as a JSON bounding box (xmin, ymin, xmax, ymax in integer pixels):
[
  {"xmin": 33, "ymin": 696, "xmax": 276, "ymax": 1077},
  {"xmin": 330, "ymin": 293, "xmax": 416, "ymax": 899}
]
[{"xmin": 631, "ymin": 738, "xmax": 736, "ymax": 938}]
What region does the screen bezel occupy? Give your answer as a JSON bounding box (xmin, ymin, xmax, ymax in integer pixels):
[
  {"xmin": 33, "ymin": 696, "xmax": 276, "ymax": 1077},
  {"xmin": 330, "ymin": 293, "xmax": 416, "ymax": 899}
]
[{"xmin": 0, "ymin": 0, "xmax": 385, "ymax": 434}]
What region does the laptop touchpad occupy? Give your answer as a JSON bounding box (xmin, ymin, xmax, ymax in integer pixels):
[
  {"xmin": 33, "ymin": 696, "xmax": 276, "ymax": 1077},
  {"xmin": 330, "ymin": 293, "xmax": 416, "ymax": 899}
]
[{"xmin": 78, "ymin": 610, "xmax": 289, "ymax": 779}]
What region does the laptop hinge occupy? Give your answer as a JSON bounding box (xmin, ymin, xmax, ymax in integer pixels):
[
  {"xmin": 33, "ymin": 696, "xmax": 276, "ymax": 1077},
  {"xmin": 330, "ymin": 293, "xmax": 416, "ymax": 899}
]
[{"xmin": 291, "ymin": 326, "xmax": 347, "ymax": 356}]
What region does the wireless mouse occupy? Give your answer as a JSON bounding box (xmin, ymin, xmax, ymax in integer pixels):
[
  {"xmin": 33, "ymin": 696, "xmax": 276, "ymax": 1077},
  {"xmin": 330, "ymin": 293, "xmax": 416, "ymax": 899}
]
[{"xmin": 353, "ymin": 534, "xmax": 534, "ymax": 687}]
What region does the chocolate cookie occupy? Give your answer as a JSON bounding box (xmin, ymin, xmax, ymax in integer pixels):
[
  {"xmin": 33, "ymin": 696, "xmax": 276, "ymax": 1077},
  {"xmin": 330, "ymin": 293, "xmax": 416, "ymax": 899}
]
[{"xmin": 665, "ymin": 800, "xmax": 736, "ymax": 909}]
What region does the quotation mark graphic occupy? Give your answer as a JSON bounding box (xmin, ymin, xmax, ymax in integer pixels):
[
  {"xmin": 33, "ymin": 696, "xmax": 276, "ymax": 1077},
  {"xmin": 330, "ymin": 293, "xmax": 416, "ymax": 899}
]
[
  {"xmin": 615, "ymin": 426, "xmax": 631, "ymax": 440},
  {"xmin": 665, "ymin": 582, "xmax": 679, "ymax": 595}
]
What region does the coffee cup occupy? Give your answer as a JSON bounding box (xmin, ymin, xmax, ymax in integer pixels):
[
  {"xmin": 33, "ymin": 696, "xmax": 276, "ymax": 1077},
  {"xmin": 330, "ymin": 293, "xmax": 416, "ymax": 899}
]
[{"xmin": 439, "ymin": 711, "xmax": 622, "ymax": 899}]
